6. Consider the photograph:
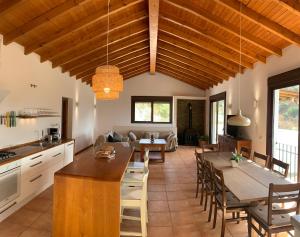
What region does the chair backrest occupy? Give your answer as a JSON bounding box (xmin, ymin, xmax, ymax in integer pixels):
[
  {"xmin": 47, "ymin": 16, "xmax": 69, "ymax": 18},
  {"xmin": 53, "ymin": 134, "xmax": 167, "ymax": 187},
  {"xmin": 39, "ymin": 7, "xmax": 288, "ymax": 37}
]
[
  {"xmin": 212, "ymin": 167, "xmax": 227, "ymax": 207},
  {"xmin": 142, "ymin": 167, "xmax": 150, "ymax": 200},
  {"xmin": 253, "ymin": 151, "xmax": 270, "ymax": 168},
  {"xmin": 267, "ymin": 183, "xmax": 300, "ymax": 225},
  {"xmin": 202, "ymin": 144, "xmax": 219, "ymax": 153},
  {"xmin": 203, "ymin": 160, "xmax": 214, "ymax": 191},
  {"xmin": 240, "ymin": 146, "xmax": 251, "ymax": 159},
  {"xmin": 271, "ymin": 157, "xmax": 289, "ymax": 178},
  {"xmin": 144, "ymin": 149, "xmax": 150, "ymax": 168}
]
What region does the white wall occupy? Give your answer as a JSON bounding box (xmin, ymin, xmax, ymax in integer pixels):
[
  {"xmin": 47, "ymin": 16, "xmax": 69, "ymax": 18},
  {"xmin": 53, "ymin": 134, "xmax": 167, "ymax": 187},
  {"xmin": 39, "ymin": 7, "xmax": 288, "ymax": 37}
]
[
  {"xmin": 95, "ymin": 72, "xmax": 205, "ymax": 135},
  {"xmin": 0, "ymin": 41, "xmax": 95, "ymax": 152},
  {"xmin": 207, "ymin": 44, "xmax": 300, "ymax": 154}
]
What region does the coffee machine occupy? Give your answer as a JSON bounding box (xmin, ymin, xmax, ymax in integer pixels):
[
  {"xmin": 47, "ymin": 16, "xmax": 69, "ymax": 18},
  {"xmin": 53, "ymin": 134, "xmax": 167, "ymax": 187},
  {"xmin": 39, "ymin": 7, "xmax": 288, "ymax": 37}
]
[{"xmin": 48, "ymin": 128, "xmax": 61, "ymax": 141}]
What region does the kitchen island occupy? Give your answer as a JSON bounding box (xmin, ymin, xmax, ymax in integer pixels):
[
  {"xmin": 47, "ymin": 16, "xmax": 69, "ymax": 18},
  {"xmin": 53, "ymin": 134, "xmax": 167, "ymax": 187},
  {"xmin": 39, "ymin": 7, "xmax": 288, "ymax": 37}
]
[{"xmin": 53, "ymin": 143, "xmax": 134, "ymax": 237}]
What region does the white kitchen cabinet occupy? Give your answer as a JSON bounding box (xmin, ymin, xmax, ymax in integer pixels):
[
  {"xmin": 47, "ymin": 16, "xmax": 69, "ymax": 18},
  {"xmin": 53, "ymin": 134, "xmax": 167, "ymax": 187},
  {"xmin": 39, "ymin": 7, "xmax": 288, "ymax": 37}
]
[{"xmin": 64, "ymin": 141, "xmax": 74, "ymax": 166}]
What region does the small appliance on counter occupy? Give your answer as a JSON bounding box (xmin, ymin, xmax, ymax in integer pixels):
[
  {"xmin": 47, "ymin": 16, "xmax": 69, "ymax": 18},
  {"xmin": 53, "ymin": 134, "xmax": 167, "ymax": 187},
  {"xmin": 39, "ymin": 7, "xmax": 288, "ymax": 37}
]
[{"xmin": 48, "ymin": 128, "xmax": 60, "ymax": 141}]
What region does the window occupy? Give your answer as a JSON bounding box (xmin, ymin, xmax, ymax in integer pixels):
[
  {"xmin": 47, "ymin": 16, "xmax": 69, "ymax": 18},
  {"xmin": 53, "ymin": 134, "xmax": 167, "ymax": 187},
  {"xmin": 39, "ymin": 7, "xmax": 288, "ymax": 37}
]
[{"xmin": 131, "ymin": 96, "xmax": 173, "ymax": 123}]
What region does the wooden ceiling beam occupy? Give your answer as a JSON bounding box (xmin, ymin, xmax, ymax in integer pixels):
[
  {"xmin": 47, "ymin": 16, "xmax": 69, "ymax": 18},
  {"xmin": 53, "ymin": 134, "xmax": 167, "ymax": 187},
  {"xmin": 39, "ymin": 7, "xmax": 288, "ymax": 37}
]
[
  {"xmin": 75, "ymin": 48, "xmax": 149, "ymax": 79},
  {"xmin": 24, "ymin": 0, "xmax": 144, "ymax": 54},
  {"xmin": 163, "ymin": 0, "xmax": 282, "ymax": 56},
  {"xmin": 50, "ymin": 21, "xmax": 148, "ymax": 67},
  {"xmin": 158, "ymin": 40, "xmax": 236, "ymax": 77},
  {"xmin": 159, "ymin": 33, "xmax": 240, "ymax": 73},
  {"xmin": 117, "ymin": 53, "xmax": 149, "ymax": 68},
  {"xmin": 123, "ymin": 68, "xmax": 150, "ymax": 80},
  {"xmin": 276, "ymin": 0, "xmax": 300, "ymax": 17},
  {"xmin": 160, "ymin": 16, "xmax": 264, "ymax": 64},
  {"xmin": 157, "ymin": 56, "xmax": 222, "ymax": 84},
  {"xmin": 62, "ymin": 38, "xmax": 148, "ymax": 73},
  {"xmin": 0, "ymin": 0, "xmax": 23, "ymax": 16},
  {"xmin": 159, "ymin": 24, "xmax": 254, "ymax": 68},
  {"xmin": 156, "ymin": 62, "xmax": 214, "ymax": 87},
  {"xmin": 148, "ymin": 0, "xmax": 159, "ymax": 74},
  {"xmin": 158, "ymin": 47, "xmax": 229, "ymax": 80},
  {"xmin": 3, "ymin": 0, "xmax": 88, "ymax": 45},
  {"xmin": 70, "ymin": 44, "xmax": 149, "ymax": 77},
  {"xmin": 215, "ymin": 0, "xmax": 300, "ymax": 45},
  {"xmin": 156, "ymin": 67, "xmax": 207, "ymax": 89}
]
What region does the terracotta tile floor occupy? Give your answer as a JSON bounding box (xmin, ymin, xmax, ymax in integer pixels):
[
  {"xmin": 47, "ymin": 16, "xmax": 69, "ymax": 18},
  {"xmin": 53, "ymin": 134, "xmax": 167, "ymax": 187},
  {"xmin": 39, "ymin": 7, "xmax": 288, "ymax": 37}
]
[{"xmin": 0, "ymin": 146, "xmax": 291, "ymax": 237}]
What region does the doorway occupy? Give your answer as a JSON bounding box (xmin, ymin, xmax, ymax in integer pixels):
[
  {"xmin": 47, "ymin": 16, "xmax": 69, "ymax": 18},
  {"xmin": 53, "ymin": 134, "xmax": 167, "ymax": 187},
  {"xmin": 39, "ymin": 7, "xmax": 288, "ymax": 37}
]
[
  {"xmin": 267, "ymin": 69, "xmax": 300, "ymax": 182},
  {"xmin": 61, "ymin": 97, "xmax": 73, "ymax": 139},
  {"xmin": 209, "ymin": 92, "xmax": 226, "ymax": 144}
]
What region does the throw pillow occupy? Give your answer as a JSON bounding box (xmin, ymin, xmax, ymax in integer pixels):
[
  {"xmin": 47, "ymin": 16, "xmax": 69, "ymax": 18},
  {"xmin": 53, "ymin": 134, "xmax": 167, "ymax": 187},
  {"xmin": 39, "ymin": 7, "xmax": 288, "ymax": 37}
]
[
  {"xmin": 144, "ymin": 131, "xmax": 159, "ymax": 139},
  {"xmin": 128, "ymin": 131, "xmax": 137, "ymax": 141},
  {"xmin": 113, "ymin": 132, "xmax": 123, "ymax": 142},
  {"xmin": 107, "ymin": 135, "xmax": 114, "ymax": 142}
]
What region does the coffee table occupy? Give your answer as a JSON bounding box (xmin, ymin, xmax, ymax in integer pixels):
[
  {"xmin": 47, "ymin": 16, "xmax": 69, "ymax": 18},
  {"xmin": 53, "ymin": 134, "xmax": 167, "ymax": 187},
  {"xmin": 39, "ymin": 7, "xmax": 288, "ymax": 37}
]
[{"xmin": 139, "ymin": 139, "xmax": 167, "ymax": 163}]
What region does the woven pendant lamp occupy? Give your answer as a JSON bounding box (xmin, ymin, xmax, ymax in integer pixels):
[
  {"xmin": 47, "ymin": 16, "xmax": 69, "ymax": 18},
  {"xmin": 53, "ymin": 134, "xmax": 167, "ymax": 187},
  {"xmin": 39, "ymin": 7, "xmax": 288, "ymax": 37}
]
[
  {"xmin": 228, "ymin": 2, "xmax": 251, "ymax": 127},
  {"xmin": 92, "ymin": 0, "xmax": 123, "ymax": 100}
]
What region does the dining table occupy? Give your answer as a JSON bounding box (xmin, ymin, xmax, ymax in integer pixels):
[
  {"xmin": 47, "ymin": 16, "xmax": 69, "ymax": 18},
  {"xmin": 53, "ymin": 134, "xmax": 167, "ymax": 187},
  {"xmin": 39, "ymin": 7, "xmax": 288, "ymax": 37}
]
[{"xmin": 203, "ymin": 152, "xmax": 292, "ymax": 202}]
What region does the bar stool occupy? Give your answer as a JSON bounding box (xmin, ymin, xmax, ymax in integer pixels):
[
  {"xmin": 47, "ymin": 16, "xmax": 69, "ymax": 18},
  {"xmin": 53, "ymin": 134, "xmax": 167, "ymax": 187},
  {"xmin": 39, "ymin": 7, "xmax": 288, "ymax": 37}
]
[
  {"xmin": 120, "ymin": 168, "xmax": 149, "ymax": 237},
  {"xmin": 126, "ymin": 149, "xmax": 150, "ymax": 173}
]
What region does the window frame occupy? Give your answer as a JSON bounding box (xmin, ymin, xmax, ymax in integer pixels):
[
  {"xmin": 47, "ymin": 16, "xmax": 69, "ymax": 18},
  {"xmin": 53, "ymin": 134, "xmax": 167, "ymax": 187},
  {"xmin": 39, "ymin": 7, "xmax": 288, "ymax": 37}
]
[{"xmin": 131, "ymin": 96, "xmax": 173, "ymax": 124}]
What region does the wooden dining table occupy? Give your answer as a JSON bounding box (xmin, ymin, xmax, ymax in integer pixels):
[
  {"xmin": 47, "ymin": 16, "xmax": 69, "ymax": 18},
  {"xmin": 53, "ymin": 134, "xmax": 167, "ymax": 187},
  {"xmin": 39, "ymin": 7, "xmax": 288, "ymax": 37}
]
[{"xmin": 203, "ymin": 152, "xmax": 292, "ymax": 202}]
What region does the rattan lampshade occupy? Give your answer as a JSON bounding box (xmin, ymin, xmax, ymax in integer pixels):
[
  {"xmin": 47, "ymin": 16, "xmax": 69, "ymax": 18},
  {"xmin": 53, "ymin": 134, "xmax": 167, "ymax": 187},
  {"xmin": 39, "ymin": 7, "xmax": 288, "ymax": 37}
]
[
  {"xmin": 95, "ymin": 91, "xmax": 119, "ymax": 100},
  {"xmin": 92, "ymin": 65, "xmax": 123, "ymax": 94}
]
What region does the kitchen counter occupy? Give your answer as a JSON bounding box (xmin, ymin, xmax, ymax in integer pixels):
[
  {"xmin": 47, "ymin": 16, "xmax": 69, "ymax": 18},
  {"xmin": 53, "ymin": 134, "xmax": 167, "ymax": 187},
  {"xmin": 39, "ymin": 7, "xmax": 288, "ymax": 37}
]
[
  {"xmin": 0, "ymin": 138, "xmax": 74, "ymax": 166},
  {"xmin": 53, "ymin": 143, "xmax": 134, "ymax": 237}
]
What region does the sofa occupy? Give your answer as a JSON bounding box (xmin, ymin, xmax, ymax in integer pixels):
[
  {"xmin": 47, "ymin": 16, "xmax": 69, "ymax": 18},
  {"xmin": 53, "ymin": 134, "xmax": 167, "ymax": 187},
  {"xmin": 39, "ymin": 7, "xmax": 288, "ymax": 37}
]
[{"xmin": 94, "ymin": 126, "xmax": 178, "ymax": 152}]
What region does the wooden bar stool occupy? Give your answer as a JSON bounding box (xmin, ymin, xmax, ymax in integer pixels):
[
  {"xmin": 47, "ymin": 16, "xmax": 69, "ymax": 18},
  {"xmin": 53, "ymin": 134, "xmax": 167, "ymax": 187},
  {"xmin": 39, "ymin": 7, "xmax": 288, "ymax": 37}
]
[{"xmin": 127, "ymin": 149, "xmax": 150, "ymax": 173}]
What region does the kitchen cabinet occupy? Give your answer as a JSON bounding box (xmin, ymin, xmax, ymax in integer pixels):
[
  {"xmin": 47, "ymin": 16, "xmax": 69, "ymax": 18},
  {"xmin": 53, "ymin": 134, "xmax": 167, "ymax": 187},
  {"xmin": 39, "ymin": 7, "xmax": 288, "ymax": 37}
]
[
  {"xmin": 0, "ymin": 140, "xmax": 74, "ymax": 222},
  {"xmin": 64, "ymin": 141, "xmax": 74, "ymax": 166}
]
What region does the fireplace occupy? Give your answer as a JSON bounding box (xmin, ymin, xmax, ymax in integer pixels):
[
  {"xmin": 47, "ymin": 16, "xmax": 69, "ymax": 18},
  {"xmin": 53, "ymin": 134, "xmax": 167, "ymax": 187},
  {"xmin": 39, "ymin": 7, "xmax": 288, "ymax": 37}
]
[{"xmin": 183, "ymin": 103, "xmax": 199, "ymax": 146}]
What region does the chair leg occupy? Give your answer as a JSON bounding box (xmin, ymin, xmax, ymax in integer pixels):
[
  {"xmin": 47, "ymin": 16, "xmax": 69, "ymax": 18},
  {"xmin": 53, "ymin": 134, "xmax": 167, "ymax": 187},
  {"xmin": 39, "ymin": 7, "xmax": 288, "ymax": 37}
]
[
  {"xmin": 196, "ymin": 178, "xmax": 200, "ymax": 198},
  {"xmin": 237, "ymin": 212, "xmax": 240, "ymax": 224},
  {"xmin": 200, "ymin": 181, "xmax": 205, "ymax": 205},
  {"xmin": 208, "ymin": 193, "xmax": 213, "ymax": 222},
  {"xmin": 204, "ymin": 189, "xmax": 208, "ymax": 211},
  {"xmin": 213, "ymin": 202, "xmax": 218, "ymax": 229},
  {"xmin": 141, "ymin": 203, "xmax": 147, "ymax": 237},
  {"xmin": 221, "ymin": 211, "xmax": 226, "ymax": 237}
]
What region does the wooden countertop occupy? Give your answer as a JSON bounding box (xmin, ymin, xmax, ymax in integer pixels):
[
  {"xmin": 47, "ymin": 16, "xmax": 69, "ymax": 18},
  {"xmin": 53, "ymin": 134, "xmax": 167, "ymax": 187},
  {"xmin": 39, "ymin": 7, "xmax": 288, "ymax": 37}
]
[
  {"xmin": 55, "ymin": 143, "xmax": 134, "ymax": 182},
  {"xmin": 0, "ymin": 138, "xmax": 74, "ymax": 166}
]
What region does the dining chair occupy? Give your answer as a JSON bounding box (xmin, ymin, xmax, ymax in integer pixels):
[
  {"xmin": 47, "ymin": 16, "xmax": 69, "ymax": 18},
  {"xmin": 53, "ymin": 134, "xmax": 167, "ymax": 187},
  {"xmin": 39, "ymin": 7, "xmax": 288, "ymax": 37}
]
[
  {"xmin": 247, "ymin": 183, "xmax": 300, "ymax": 237},
  {"xmin": 270, "ymin": 157, "xmax": 289, "ymax": 178},
  {"xmin": 202, "ymin": 143, "xmax": 220, "ymax": 153},
  {"xmin": 240, "ymin": 146, "xmax": 252, "ymax": 159},
  {"xmin": 253, "ymin": 151, "xmax": 270, "ymax": 168},
  {"xmin": 194, "ymin": 149, "xmax": 203, "ymax": 198},
  {"xmin": 120, "ymin": 168, "xmax": 149, "ymax": 237},
  {"xmin": 212, "ymin": 167, "xmax": 249, "ymax": 237},
  {"xmin": 126, "ymin": 149, "xmax": 150, "ymax": 173},
  {"xmin": 203, "ymin": 159, "xmax": 215, "ymax": 222}
]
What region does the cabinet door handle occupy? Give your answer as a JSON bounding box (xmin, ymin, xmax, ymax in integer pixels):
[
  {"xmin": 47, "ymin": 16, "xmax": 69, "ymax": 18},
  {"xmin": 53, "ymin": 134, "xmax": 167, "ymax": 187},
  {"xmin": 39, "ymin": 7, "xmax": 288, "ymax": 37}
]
[
  {"xmin": 30, "ymin": 174, "xmax": 42, "ymax": 182},
  {"xmin": 0, "ymin": 202, "xmax": 17, "ymax": 214},
  {"xmin": 30, "ymin": 154, "xmax": 42, "ymax": 160},
  {"xmin": 53, "ymin": 153, "xmax": 61, "ymax": 157},
  {"xmin": 67, "ymin": 143, "xmax": 74, "ymax": 146},
  {"xmin": 30, "ymin": 161, "xmax": 42, "ymax": 167}
]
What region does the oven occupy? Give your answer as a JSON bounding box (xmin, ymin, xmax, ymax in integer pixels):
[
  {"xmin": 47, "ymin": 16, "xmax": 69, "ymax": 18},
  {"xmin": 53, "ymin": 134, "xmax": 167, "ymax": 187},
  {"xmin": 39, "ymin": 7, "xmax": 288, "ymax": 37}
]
[{"xmin": 0, "ymin": 161, "xmax": 21, "ymax": 209}]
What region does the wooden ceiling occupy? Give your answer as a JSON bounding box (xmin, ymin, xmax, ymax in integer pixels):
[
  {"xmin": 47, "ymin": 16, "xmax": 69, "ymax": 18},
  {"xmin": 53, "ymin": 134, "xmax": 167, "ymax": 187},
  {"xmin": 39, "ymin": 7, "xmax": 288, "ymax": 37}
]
[{"xmin": 1, "ymin": 0, "xmax": 300, "ymax": 89}]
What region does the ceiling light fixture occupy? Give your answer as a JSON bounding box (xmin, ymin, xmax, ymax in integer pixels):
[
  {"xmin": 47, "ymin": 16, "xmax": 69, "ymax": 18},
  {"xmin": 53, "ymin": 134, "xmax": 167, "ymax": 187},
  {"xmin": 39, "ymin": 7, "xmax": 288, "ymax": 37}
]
[
  {"xmin": 92, "ymin": 0, "xmax": 123, "ymax": 100},
  {"xmin": 228, "ymin": 2, "xmax": 251, "ymax": 127}
]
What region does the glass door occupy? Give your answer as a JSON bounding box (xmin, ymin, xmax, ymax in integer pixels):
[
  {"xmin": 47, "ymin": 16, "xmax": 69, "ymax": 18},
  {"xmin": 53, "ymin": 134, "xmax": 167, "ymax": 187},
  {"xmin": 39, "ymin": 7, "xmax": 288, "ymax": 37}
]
[
  {"xmin": 272, "ymin": 85, "xmax": 299, "ymax": 182},
  {"xmin": 210, "ymin": 92, "xmax": 226, "ymax": 144}
]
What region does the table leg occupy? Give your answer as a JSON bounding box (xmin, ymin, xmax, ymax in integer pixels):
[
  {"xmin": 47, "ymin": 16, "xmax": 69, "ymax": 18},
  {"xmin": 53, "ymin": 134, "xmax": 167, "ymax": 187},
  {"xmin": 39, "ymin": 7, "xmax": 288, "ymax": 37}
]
[
  {"xmin": 161, "ymin": 145, "xmax": 165, "ymax": 163},
  {"xmin": 141, "ymin": 145, "xmax": 145, "ymax": 162}
]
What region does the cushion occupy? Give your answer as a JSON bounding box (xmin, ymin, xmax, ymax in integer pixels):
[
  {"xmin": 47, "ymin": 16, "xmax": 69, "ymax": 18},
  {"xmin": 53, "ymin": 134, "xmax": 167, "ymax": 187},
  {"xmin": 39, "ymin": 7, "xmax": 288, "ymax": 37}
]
[
  {"xmin": 128, "ymin": 131, "xmax": 137, "ymax": 141},
  {"xmin": 166, "ymin": 132, "xmax": 175, "ymax": 142},
  {"xmin": 104, "ymin": 130, "xmax": 113, "ymax": 139},
  {"xmin": 113, "ymin": 132, "xmax": 123, "ymax": 142},
  {"xmin": 144, "ymin": 131, "xmax": 159, "ymax": 139},
  {"xmin": 107, "ymin": 135, "xmax": 114, "ymax": 142}
]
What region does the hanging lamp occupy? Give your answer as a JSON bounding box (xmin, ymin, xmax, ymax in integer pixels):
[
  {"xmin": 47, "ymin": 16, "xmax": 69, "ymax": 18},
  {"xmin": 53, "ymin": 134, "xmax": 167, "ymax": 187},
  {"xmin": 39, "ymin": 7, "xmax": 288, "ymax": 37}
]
[
  {"xmin": 92, "ymin": 0, "xmax": 123, "ymax": 100},
  {"xmin": 228, "ymin": 2, "xmax": 251, "ymax": 127}
]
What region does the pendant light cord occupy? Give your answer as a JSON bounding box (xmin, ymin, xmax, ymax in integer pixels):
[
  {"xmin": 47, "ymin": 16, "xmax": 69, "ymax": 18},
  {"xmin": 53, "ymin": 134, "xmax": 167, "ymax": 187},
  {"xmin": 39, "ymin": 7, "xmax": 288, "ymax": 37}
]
[
  {"xmin": 238, "ymin": 1, "xmax": 242, "ymax": 111},
  {"xmin": 106, "ymin": 0, "xmax": 110, "ymax": 66}
]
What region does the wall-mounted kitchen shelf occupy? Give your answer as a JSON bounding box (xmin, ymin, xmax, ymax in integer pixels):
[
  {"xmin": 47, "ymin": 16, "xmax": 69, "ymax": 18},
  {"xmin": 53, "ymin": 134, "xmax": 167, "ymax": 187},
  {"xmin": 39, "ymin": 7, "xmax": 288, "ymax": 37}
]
[{"xmin": 17, "ymin": 115, "xmax": 60, "ymax": 119}]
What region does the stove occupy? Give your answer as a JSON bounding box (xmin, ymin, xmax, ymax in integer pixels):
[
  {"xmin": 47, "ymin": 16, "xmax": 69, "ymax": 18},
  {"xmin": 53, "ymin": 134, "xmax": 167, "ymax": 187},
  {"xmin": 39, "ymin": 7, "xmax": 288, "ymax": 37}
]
[{"xmin": 0, "ymin": 151, "xmax": 17, "ymax": 161}]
